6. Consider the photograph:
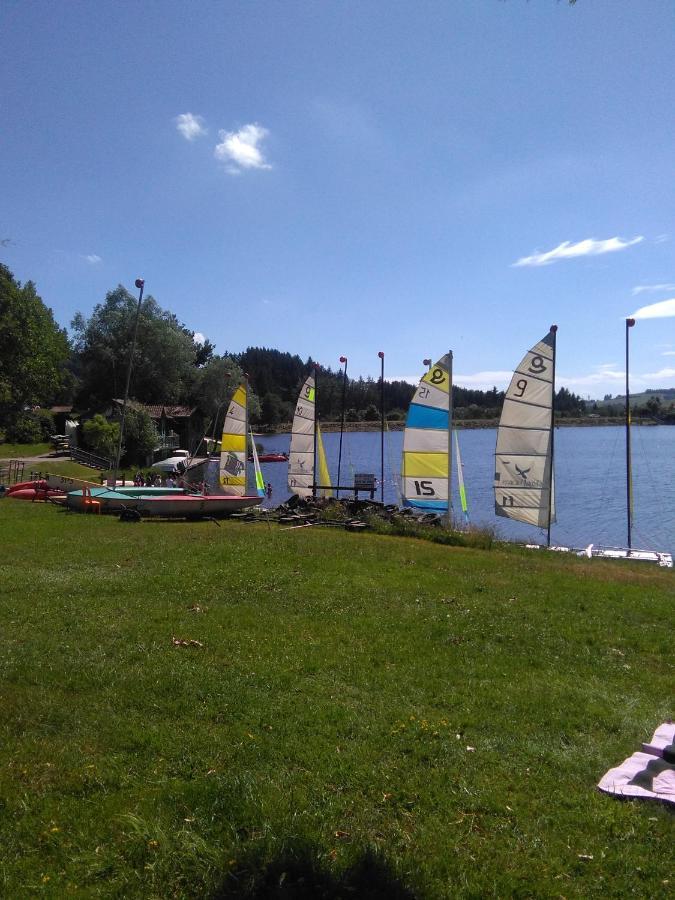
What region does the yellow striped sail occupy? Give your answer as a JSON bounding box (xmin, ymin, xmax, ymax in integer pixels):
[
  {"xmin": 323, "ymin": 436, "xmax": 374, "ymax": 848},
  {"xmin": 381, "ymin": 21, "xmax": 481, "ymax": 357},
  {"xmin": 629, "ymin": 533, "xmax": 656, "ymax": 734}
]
[
  {"xmin": 288, "ymin": 375, "xmax": 316, "ymax": 497},
  {"xmin": 219, "ymin": 383, "xmax": 247, "ymax": 494}
]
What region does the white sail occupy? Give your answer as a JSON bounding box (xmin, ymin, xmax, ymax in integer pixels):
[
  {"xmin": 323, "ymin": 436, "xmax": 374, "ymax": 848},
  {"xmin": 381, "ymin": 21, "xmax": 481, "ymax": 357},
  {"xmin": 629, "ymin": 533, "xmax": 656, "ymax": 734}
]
[
  {"xmin": 401, "ymin": 354, "xmax": 452, "ymax": 514},
  {"xmin": 288, "ymin": 374, "xmax": 316, "ymax": 497},
  {"xmin": 494, "ymin": 330, "xmax": 556, "ymax": 528}
]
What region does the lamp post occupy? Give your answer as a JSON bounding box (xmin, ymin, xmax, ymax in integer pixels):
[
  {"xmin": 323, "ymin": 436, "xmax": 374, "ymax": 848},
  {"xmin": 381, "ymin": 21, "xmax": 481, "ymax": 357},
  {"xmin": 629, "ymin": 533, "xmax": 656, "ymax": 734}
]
[
  {"xmin": 378, "ymin": 351, "xmax": 385, "ymax": 503},
  {"xmin": 423, "ymin": 358, "xmax": 432, "ymax": 371},
  {"xmin": 112, "ymin": 278, "xmax": 145, "ymax": 487},
  {"xmin": 337, "ymin": 356, "xmax": 348, "ymax": 498},
  {"xmin": 625, "ymin": 317, "xmax": 635, "ymax": 550}
]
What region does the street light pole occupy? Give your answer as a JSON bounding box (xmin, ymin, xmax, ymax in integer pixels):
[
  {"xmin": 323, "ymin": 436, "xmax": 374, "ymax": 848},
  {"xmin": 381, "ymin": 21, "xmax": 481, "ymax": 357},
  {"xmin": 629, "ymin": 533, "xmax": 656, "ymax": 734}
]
[
  {"xmin": 337, "ymin": 356, "xmax": 348, "ymax": 499},
  {"xmin": 378, "ymin": 351, "xmax": 385, "ymax": 503},
  {"xmin": 112, "ymin": 278, "xmax": 145, "ymax": 488}
]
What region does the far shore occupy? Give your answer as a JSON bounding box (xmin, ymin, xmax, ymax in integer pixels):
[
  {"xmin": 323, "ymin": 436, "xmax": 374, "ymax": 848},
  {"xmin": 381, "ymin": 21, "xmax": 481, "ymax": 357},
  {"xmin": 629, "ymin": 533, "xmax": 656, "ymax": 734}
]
[{"xmin": 257, "ymin": 416, "xmax": 664, "ymax": 434}]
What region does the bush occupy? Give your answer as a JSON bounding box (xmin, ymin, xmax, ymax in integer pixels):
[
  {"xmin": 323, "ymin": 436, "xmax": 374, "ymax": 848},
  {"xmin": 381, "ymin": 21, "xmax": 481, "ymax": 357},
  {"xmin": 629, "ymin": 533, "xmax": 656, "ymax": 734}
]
[
  {"xmin": 4, "ymin": 410, "xmax": 53, "ymax": 443},
  {"xmin": 82, "ymin": 414, "xmax": 119, "ymax": 458},
  {"xmin": 121, "ymin": 408, "xmax": 159, "ymax": 465}
]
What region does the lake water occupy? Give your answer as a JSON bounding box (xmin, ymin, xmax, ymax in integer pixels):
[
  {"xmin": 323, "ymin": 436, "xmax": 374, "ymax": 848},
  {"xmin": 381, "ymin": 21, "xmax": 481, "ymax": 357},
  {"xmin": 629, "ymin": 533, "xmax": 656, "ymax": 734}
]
[{"xmin": 253, "ymin": 426, "xmax": 675, "ymax": 554}]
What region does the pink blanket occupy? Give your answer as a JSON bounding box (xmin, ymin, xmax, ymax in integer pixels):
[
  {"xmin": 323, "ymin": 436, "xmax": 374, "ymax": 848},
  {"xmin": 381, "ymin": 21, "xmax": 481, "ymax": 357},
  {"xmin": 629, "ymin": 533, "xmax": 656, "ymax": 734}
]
[{"xmin": 598, "ymin": 722, "xmax": 675, "ymax": 805}]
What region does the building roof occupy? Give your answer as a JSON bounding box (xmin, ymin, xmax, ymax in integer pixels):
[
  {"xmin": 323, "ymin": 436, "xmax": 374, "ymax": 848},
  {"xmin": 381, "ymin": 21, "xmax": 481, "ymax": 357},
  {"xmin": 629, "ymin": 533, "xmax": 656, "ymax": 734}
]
[{"xmin": 112, "ymin": 400, "xmax": 195, "ymax": 419}]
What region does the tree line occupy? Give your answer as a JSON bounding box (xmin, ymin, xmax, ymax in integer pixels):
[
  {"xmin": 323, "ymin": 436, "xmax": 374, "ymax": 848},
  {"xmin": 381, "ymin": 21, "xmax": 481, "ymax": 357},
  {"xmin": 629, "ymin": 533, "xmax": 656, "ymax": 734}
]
[{"xmin": 1, "ymin": 264, "xmax": 611, "ymax": 458}]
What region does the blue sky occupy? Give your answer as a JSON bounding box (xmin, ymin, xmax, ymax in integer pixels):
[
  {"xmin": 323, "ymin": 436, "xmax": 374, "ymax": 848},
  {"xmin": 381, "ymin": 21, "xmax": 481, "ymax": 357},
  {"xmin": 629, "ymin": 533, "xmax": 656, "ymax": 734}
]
[{"xmin": 2, "ymin": 0, "xmax": 674, "ymax": 398}]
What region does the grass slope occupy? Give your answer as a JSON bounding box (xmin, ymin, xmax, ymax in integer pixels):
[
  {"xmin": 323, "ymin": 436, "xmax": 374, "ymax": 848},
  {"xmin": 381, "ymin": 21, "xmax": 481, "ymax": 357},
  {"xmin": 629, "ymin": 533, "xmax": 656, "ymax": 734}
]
[
  {"xmin": 0, "ymin": 502, "xmax": 672, "ymax": 897},
  {"xmin": 0, "ymin": 442, "xmax": 52, "ymax": 460}
]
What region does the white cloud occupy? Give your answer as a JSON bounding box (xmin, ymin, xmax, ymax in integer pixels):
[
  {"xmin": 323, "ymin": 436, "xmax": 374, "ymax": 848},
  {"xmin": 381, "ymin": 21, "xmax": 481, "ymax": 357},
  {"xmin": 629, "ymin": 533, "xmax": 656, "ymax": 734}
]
[
  {"xmin": 663, "ymin": 351, "xmax": 675, "ymax": 357},
  {"xmin": 214, "ymin": 123, "xmax": 271, "ymax": 174},
  {"xmin": 631, "ymin": 283, "xmax": 675, "ymax": 296},
  {"xmin": 643, "ymin": 367, "xmax": 675, "ymax": 380},
  {"xmin": 629, "ymin": 297, "xmax": 675, "ymax": 320},
  {"xmin": 512, "ymin": 236, "xmax": 643, "ymax": 268},
  {"xmin": 455, "ymin": 370, "xmax": 514, "ymax": 391},
  {"xmin": 175, "ymin": 113, "xmax": 207, "ymax": 141},
  {"xmin": 193, "ymin": 332, "xmax": 206, "ymax": 344},
  {"xmin": 83, "ymin": 254, "xmax": 102, "ymax": 264}
]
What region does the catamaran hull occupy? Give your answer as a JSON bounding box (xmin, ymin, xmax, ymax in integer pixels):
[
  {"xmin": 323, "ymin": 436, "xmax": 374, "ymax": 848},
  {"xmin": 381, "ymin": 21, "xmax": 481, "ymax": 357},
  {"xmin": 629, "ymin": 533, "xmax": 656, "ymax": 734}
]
[
  {"xmin": 135, "ymin": 495, "xmax": 261, "ymax": 517},
  {"xmin": 526, "ymin": 543, "xmax": 673, "ymax": 568}
]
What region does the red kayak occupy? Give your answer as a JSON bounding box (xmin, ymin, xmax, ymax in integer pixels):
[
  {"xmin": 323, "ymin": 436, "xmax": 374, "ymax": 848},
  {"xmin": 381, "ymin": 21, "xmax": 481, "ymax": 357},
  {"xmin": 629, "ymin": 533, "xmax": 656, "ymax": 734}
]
[
  {"xmin": 8, "ymin": 487, "xmax": 65, "ymax": 502},
  {"xmin": 248, "ymin": 453, "xmax": 288, "ymax": 463},
  {"xmin": 7, "ymin": 479, "xmax": 48, "ymax": 494}
]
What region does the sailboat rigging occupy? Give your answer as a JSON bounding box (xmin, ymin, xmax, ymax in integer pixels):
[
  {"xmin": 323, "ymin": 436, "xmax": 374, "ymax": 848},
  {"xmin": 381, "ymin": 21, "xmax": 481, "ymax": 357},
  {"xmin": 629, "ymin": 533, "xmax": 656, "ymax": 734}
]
[
  {"xmin": 494, "ymin": 325, "xmax": 672, "ymax": 567},
  {"xmin": 401, "ymin": 353, "xmax": 453, "ymax": 524},
  {"xmin": 494, "ymin": 327, "xmax": 557, "ymax": 540},
  {"xmin": 288, "ymin": 371, "xmax": 333, "ymax": 498}
]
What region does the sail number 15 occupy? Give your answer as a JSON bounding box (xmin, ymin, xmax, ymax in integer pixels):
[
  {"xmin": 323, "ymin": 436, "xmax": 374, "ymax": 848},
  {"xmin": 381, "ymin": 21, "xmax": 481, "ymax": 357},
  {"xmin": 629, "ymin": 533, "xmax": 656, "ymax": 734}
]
[{"xmin": 413, "ymin": 480, "xmax": 436, "ymax": 496}]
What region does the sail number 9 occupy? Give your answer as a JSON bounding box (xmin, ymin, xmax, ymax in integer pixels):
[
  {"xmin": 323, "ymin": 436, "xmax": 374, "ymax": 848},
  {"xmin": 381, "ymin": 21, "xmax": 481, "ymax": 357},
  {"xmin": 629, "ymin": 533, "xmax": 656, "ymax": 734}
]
[
  {"xmin": 513, "ymin": 378, "xmax": 528, "ymax": 398},
  {"xmin": 527, "ymin": 355, "xmax": 547, "ymax": 375}
]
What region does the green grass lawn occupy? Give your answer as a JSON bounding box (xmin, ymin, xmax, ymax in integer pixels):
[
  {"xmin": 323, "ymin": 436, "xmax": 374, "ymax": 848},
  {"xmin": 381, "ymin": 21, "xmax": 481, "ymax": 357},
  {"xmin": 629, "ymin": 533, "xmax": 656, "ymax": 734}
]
[
  {"xmin": 0, "ymin": 501, "xmax": 672, "ymax": 898},
  {"xmin": 0, "ymin": 441, "xmax": 51, "ymax": 459}
]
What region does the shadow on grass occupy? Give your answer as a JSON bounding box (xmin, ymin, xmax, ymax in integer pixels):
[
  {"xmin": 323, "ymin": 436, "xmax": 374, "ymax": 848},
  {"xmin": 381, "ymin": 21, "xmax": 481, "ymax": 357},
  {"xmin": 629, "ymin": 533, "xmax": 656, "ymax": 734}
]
[{"xmin": 212, "ymin": 844, "xmax": 420, "ymax": 899}]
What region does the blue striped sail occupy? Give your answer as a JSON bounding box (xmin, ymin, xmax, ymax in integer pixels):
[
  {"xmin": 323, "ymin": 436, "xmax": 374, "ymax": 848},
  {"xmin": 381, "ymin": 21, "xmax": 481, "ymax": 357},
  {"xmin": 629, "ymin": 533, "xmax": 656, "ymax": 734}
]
[{"xmin": 401, "ymin": 354, "xmax": 452, "ymax": 513}]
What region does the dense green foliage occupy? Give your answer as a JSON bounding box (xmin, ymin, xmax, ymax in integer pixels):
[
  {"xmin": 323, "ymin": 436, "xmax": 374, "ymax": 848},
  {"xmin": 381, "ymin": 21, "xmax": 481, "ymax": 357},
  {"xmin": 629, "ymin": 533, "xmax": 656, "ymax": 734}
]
[
  {"xmin": 0, "ymin": 502, "xmax": 671, "ymax": 897},
  {"xmin": 0, "ymin": 264, "xmax": 70, "ymax": 423},
  {"xmin": 81, "ymin": 413, "xmax": 120, "ymax": 458},
  {"xmin": 71, "ymin": 286, "xmax": 204, "ymax": 408}
]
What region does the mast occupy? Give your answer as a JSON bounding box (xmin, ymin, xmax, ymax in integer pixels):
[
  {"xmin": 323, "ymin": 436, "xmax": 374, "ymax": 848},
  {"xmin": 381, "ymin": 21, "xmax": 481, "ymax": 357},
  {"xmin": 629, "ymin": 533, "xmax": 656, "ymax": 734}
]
[
  {"xmin": 547, "ymin": 325, "xmax": 558, "ymax": 547},
  {"xmin": 378, "ymin": 351, "xmax": 385, "ymax": 503},
  {"xmin": 446, "ymin": 350, "xmax": 453, "ymax": 528},
  {"xmin": 625, "ymin": 317, "xmax": 635, "ymax": 550},
  {"xmin": 312, "ymin": 363, "xmax": 319, "ymax": 499},
  {"xmin": 337, "ymin": 356, "xmax": 347, "ymax": 499},
  {"xmin": 244, "ymin": 372, "xmax": 249, "ymax": 493},
  {"xmin": 112, "ymin": 277, "xmax": 145, "ymax": 487}
]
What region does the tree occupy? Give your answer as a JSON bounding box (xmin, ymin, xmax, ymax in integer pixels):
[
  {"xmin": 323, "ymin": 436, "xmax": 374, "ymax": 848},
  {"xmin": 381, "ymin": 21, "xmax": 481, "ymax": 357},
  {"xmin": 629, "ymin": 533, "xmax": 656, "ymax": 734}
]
[
  {"xmin": 71, "ymin": 286, "xmax": 204, "ymax": 408},
  {"xmin": 0, "ymin": 264, "xmax": 70, "ymax": 425},
  {"xmin": 120, "ymin": 407, "xmax": 158, "ymax": 464},
  {"xmin": 82, "ymin": 414, "xmax": 119, "ymax": 458}
]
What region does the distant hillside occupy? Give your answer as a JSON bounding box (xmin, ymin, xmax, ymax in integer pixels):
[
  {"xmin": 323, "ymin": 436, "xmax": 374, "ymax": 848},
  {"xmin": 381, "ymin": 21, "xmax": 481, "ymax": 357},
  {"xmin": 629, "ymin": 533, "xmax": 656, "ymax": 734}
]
[{"xmin": 601, "ymin": 388, "xmax": 675, "ymax": 407}]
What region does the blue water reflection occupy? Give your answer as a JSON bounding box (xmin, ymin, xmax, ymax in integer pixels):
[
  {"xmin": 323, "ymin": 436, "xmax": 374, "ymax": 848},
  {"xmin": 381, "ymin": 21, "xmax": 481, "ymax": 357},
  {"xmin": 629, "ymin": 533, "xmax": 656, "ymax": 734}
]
[{"xmin": 251, "ymin": 426, "xmax": 675, "ymax": 553}]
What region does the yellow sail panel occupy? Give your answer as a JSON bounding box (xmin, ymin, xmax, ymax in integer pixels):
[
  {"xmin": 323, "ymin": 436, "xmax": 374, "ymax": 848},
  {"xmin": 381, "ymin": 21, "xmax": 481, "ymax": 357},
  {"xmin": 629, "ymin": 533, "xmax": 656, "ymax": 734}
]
[
  {"xmin": 421, "ymin": 364, "xmax": 450, "ymax": 393},
  {"xmin": 317, "ymin": 424, "xmax": 333, "ymax": 497},
  {"xmin": 220, "ymin": 433, "xmax": 246, "ymax": 452},
  {"xmin": 231, "ymin": 386, "xmax": 247, "ymax": 407},
  {"xmin": 403, "ymin": 452, "xmax": 448, "ymax": 478},
  {"xmin": 219, "ymin": 381, "xmax": 247, "ymax": 496},
  {"xmin": 221, "ymin": 475, "xmax": 245, "ymax": 487}
]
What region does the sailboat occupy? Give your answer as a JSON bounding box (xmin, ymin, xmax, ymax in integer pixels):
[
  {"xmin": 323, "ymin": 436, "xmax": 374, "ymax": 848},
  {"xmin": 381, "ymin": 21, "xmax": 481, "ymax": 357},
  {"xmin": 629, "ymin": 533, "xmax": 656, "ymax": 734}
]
[
  {"xmin": 401, "ymin": 353, "xmax": 453, "ymax": 523},
  {"xmin": 287, "ymin": 372, "xmax": 333, "ymax": 498},
  {"xmin": 494, "ymin": 326, "xmax": 672, "ymax": 567},
  {"xmin": 168, "ymin": 378, "xmax": 264, "ymax": 506},
  {"xmin": 493, "ymin": 327, "xmax": 557, "ymax": 540}
]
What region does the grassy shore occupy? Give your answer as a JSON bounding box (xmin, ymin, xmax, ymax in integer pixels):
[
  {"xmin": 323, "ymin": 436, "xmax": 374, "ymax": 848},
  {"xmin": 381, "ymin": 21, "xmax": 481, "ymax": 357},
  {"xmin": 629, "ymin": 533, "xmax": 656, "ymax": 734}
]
[{"xmin": 0, "ymin": 501, "xmax": 672, "ymax": 897}]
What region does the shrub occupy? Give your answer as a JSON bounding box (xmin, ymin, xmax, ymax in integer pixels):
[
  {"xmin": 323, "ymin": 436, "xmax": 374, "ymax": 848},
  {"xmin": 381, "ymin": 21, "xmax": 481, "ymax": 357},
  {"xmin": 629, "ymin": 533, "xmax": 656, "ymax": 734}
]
[
  {"xmin": 4, "ymin": 410, "xmax": 53, "ymax": 443},
  {"xmin": 82, "ymin": 414, "xmax": 119, "ymax": 458}
]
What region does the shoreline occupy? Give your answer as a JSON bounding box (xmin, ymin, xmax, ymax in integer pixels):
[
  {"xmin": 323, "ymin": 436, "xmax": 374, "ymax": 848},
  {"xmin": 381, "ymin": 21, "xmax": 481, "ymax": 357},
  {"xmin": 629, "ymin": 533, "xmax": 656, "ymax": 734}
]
[{"xmin": 256, "ymin": 416, "xmax": 665, "ymax": 434}]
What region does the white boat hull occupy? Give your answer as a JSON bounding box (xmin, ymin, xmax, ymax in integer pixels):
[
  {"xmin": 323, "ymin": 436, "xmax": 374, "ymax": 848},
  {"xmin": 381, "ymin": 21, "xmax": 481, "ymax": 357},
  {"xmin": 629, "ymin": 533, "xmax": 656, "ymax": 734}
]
[
  {"xmin": 526, "ymin": 543, "xmax": 673, "ymax": 568},
  {"xmin": 135, "ymin": 494, "xmax": 261, "ymax": 517}
]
